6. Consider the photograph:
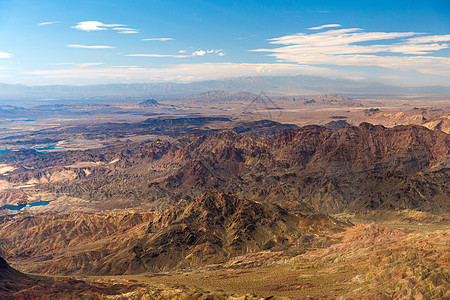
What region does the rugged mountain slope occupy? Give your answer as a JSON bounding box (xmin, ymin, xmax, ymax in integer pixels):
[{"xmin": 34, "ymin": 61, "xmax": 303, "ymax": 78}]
[
  {"xmin": 424, "ymin": 115, "xmax": 450, "ymax": 134},
  {"xmin": 0, "ymin": 211, "xmax": 154, "ymax": 275},
  {"xmin": 0, "ymin": 256, "xmax": 136, "ymax": 299},
  {"xmin": 363, "ymin": 107, "xmax": 450, "ymax": 133},
  {"xmin": 165, "ymin": 124, "xmax": 450, "ymax": 213},
  {"xmin": 136, "ymin": 190, "xmax": 303, "ymax": 272},
  {"xmin": 1, "ymin": 123, "xmax": 449, "ymax": 215},
  {"xmin": 0, "ymin": 191, "xmax": 348, "ymax": 276},
  {"xmin": 299, "ymin": 224, "xmax": 450, "ymax": 299},
  {"xmin": 0, "ymin": 256, "xmax": 35, "ymax": 290},
  {"xmin": 0, "ymin": 122, "xmax": 447, "ymax": 298}
]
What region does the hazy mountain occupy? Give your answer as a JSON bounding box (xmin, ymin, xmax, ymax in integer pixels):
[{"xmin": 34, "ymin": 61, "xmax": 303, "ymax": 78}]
[{"xmin": 1, "ymin": 75, "xmax": 450, "ymax": 102}]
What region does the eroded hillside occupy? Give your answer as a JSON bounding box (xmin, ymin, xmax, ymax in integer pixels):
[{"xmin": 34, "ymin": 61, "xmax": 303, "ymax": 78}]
[
  {"xmin": 1, "ymin": 123, "xmax": 447, "ymax": 216},
  {"xmin": 0, "ymin": 122, "xmax": 448, "ymax": 299}
]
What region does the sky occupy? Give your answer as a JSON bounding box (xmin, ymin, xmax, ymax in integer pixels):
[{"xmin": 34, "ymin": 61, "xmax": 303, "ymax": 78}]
[{"xmin": 0, "ymin": 0, "xmax": 449, "ymax": 86}]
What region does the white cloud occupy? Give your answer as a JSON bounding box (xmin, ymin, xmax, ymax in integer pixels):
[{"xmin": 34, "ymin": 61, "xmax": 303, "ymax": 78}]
[
  {"xmin": 0, "ymin": 52, "xmax": 13, "ymax": 58},
  {"xmin": 142, "ymin": 38, "xmax": 174, "ymax": 41},
  {"xmin": 192, "ymin": 49, "xmax": 224, "ymax": 56},
  {"xmin": 252, "ymin": 27, "xmax": 450, "ymax": 76},
  {"xmin": 67, "ymin": 44, "xmax": 115, "ymax": 49},
  {"xmin": 179, "ymin": 50, "xmax": 187, "ymax": 53},
  {"xmin": 192, "ymin": 50, "xmax": 206, "ymax": 56},
  {"xmin": 38, "ymin": 21, "xmax": 60, "ymax": 26},
  {"xmin": 26, "ymin": 63, "xmax": 332, "ymax": 82},
  {"xmin": 73, "ymin": 21, "xmax": 118, "ymax": 31},
  {"xmin": 308, "ymin": 24, "xmax": 341, "ymax": 30},
  {"xmin": 126, "ymin": 54, "xmax": 188, "ymax": 58},
  {"xmin": 72, "ymin": 21, "xmax": 136, "ymax": 34}
]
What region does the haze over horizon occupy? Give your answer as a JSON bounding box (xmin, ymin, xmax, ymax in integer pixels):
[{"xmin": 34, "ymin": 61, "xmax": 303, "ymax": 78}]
[{"xmin": 0, "ymin": 0, "xmax": 449, "ymax": 87}]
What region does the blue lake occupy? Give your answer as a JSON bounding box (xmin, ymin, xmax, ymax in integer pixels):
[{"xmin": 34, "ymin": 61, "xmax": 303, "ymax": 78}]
[
  {"xmin": 0, "ymin": 146, "xmax": 64, "ymax": 153},
  {"xmin": 0, "ymin": 201, "xmax": 51, "ymax": 211}
]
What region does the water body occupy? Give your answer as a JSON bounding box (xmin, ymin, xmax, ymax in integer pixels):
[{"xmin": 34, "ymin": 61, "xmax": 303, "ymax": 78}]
[
  {"xmin": 0, "ymin": 201, "xmax": 51, "ymax": 218},
  {"xmin": 0, "ymin": 146, "xmax": 65, "ymax": 153},
  {"xmin": 0, "ymin": 201, "xmax": 51, "ymax": 211}
]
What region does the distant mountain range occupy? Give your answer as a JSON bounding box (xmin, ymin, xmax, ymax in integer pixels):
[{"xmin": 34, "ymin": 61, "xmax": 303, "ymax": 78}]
[{"xmin": 1, "ymin": 75, "xmax": 449, "ymax": 102}]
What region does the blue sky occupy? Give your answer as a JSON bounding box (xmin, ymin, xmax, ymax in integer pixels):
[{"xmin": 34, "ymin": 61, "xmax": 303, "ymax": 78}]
[{"xmin": 0, "ymin": 0, "xmax": 449, "ymax": 86}]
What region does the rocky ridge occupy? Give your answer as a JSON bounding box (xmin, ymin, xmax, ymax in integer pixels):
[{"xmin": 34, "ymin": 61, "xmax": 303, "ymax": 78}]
[
  {"xmin": 0, "ymin": 191, "xmax": 349, "ymax": 276},
  {"xmin": 1, "ymin": 123, "xmax": 448, "ymax": 215}
]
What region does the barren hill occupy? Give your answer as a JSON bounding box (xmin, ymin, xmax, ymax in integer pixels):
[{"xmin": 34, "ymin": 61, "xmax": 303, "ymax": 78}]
[
  {"xmin": 0, "ymin": 122, "xmax": 448, "ymax": 298},
  {"xmin": 1, "ymin": 123, "xmax": 448, "ymax": 214},
  {"xmin": 0, "ymin": 256, "xmax": 137, "ymax": 298},
  {"xmin": 0, "ymin": 191, "xmax": 348, "ymax": 275}
]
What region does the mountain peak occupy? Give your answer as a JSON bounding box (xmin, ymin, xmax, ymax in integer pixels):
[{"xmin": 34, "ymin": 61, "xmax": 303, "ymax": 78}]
[{"xmin": 139, "ymin": 99, "xmax": 160, "ymax": 107}]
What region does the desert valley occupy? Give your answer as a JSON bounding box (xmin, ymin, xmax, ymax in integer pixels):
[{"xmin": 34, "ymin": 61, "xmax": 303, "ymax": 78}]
[{"xmin": 0, "ymin": 87, "xmax": 448, "ymax": 299}]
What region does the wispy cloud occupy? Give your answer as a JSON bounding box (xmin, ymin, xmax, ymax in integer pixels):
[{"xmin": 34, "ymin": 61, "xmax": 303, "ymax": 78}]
[
  {"xmin": 72, "ymin": 21, "xmax": 137, "ymax": 34},
  {"xmin": 26, "ymin": 63, "xmax": 331, "ymax": 82},
  {"xmin": 125, "ymin": 54, "xmax": 188, "ymax": 58},
  {"xmin": 405, "ymin": 34, "xmax": 450, "ymax": 44},
  {"xmin": 67, "ymin": 44, "xmax": 115, "ymax": 49},
  {"xmin": 192, "ymin": 49, "xmax": 225, "ymax": 56},
  {"xmin": 72, "ymin": 21, "xmax": 123, "ymax": 31},
  {"xmin": 252, "ymin": 27, "xmax": 450, "ymax": 76},
  {"xmin": 127, "ymin": 49, "xmax": 225, "ymax": 58},
  {"xmin": 38, "ymin": 21, "xmax": 60, "ymax": 26},
  {"xmin": 112, "ymin": 27, "xmax": 139, "ymax": 34},
  {"xmin": 142, "ymin": 38, "xmax": 174, "ymax": 41},
  {"xmin": 53, "ymin": 62, "xmax": 105, "ymax": 67},
  {"xmin": 308, "ymin": 24, "xmax": 341, "ymax": 30},
  {"xmin": 110, "ymin": 65, "xmax": 140, "ymax": 68},
  {"xmin": 0, "ymin": 52, "xmax": 13, "ymax": 58},
  {"xmin": 266, "ymin": 28, "xmax": 417, "ymax": 46}
]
